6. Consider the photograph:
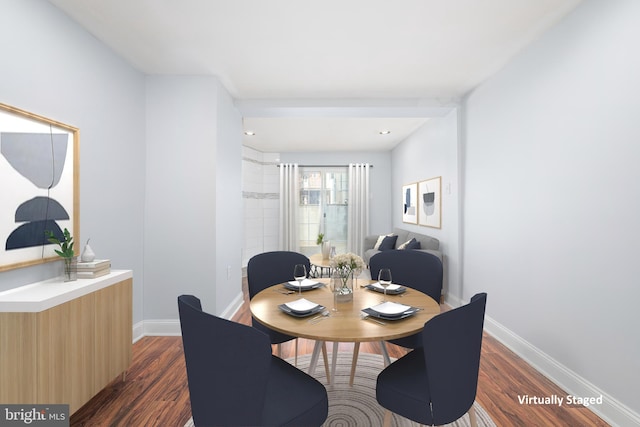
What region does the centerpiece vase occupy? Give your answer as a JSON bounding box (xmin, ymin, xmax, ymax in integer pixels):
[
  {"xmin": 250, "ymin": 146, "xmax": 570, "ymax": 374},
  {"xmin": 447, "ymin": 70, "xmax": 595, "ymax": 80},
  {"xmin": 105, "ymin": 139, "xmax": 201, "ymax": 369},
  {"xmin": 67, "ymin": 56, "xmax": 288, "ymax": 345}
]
[
  {"xmin": 332, "ymin": 271, "xmax": 353, "ymax": 302},
  {"xmin": 63, "ymin": 256, "xmax": 78, "ymax": 282},
  {"xmin": 321, "ymin": 241, "xmax": 331, "ymax": 259}
]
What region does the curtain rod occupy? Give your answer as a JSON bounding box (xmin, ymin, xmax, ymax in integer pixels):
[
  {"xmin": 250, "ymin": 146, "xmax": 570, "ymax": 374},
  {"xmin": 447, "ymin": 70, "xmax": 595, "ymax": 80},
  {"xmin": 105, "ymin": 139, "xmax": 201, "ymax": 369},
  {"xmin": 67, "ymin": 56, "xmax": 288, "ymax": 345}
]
[{"xmin": 277, "ymin": 164, "xmax": 373, "ymax": 168}]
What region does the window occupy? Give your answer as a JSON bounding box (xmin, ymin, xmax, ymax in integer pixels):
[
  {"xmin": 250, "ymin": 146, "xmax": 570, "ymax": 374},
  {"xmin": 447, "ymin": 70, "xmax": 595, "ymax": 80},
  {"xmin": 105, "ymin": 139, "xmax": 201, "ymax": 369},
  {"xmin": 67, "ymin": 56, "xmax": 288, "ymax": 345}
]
[{"xmin": 298, "ymin": 167, "xmax": 348, "ymax": 256}]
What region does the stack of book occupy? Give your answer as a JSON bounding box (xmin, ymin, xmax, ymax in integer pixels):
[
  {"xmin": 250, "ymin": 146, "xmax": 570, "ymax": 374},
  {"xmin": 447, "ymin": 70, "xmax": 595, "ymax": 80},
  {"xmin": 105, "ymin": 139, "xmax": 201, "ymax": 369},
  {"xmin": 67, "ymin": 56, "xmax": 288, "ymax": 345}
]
[{"xmin": 77, "ymin": 259, "xmax": 111, "ymax": 279}]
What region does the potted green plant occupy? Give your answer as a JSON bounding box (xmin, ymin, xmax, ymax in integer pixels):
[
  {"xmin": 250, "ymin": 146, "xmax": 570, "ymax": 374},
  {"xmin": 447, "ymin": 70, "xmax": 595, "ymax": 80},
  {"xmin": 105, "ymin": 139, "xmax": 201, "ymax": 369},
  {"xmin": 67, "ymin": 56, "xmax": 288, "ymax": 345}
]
[{"xmin": 45, "ymin": 228, "xmax": 77, "ymax": 281}]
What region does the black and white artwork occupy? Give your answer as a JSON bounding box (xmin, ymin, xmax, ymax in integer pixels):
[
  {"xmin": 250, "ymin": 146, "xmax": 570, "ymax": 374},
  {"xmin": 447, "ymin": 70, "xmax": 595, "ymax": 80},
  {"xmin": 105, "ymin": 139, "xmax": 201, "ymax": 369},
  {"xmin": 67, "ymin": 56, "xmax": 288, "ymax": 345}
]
[
  {"xmin": 418, "ymin": 176, "xmax": 441, "ymax": 228},
  {"xmin": 402, "ymin": 183, "xmax": 418, "ymax": 224},
  {"xmin": 0, "ymin": 103, "xmax": 78, "ymax": 271}
]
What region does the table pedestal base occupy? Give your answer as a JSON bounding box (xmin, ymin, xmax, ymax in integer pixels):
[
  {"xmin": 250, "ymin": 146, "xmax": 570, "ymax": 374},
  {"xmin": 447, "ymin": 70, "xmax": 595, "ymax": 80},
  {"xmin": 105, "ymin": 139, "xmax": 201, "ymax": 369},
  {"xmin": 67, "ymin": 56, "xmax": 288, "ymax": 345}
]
[{"xmin": 308, "ymin": 340, "xmax": 391, "ymax": 386}]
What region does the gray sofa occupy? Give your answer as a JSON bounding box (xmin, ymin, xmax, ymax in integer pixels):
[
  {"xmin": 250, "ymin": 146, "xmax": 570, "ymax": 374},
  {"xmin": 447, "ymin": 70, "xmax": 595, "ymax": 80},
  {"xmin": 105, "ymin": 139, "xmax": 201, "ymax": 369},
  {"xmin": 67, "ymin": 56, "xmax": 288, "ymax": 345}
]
[{"xmin": 363, "ymin": 227, "xmax": 442, "ymax": 264}]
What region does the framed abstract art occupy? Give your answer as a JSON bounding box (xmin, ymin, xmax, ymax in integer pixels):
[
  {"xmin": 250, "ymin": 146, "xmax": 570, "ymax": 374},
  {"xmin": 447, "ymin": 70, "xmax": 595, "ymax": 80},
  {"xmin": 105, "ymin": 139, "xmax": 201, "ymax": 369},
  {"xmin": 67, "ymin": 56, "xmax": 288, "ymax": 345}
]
[
  {"xmin": 418, "ymin": 176, "xmax": 441, "ymax": 229},
  {"xmin": 401, "ymin": 182, "xmax": 418, "ymax": 224},
  {"xmin": 0, "ymin": 103, "xmax": 79, "ymax": 272}
]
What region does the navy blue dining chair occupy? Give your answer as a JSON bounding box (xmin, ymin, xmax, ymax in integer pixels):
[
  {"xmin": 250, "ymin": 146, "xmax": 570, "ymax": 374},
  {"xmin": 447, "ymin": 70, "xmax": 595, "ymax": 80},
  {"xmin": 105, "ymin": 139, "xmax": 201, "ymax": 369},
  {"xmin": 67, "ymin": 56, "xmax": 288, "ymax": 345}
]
[
  {"xmin": 348, "ymin": 250, "xmax": 443, "ymax": 384},
  {"xmin": 369, "ymin": 250, "xmax": 443, "ymax": 350},
  {"xmin": 178, "ymin": 295, "xmax": 328, "ymax": 427},
  {"xmin": 376, "ymin": 293, "xmax": 487, "ymax": 427},
  {"xmin": 247, "ymin": 251, "xmax": 330, "ymax": 377}
]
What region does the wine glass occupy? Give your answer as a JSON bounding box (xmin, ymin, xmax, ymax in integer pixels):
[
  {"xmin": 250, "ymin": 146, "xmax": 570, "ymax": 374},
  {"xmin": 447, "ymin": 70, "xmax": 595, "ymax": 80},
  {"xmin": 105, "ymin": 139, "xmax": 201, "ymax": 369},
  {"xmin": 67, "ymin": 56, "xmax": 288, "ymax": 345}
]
[
  {"xmin": 293, "ymin": 264, "xmax": 307, "ymax": 296},
  {"xmin": 378, "ymin": 268, "xmax": 392, "ymax": 302},
  {"xmin": 329, "ymin": 276, "xmax": 340, "ymax": 312}
]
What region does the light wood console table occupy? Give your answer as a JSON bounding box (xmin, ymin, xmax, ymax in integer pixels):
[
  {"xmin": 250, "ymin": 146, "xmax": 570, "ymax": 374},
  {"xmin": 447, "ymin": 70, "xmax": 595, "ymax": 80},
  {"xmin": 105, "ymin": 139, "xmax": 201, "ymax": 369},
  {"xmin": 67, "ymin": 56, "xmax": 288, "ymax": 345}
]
[{"xmin": 0, "ymin": 270, "xmax": 133, "ymax": 414}]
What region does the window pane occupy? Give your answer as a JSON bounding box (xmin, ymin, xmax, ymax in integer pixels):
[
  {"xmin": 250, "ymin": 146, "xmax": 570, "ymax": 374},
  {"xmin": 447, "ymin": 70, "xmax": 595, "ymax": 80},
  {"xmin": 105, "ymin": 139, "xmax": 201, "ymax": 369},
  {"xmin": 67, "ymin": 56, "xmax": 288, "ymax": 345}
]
[{"xmin": 299, "ymin": 167, "xmax": 348, "ymax": 256}]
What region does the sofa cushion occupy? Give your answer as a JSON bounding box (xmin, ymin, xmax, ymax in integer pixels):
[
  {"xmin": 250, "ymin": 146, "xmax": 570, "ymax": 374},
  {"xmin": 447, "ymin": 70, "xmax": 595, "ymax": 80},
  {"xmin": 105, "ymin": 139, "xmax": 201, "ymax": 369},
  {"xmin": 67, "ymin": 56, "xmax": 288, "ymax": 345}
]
[
  {"xmin": 378, "ymin": 235, "xmax": 398, "ymax": 251},
  {"xmin": 373, "ymin": 234, "xmax": 391, "ymax": 250},
  {"xmin": 406, "ymin": 239, "xmax": 421, "ymax": 250},
  {"xmin": 407, "ymin": 240, "xmax": 422, "ymax": 249},
  {"xmin": 406, "ymin": 232, "xmax": 439, "ymax": 251},
  {"xmin": 364, "ymin": 249, "xmax": 379, "ymax": 263},
  {"xmin": 392, "ymin": 228, "xmax": 411, "ymax": 245},
  {"xmin": 396, "ymin": 238, "xmax": 412, "ymax": 250},
  {"xmin": 398, "ymin": 237, "xmax": 416, "ymax": 250}
]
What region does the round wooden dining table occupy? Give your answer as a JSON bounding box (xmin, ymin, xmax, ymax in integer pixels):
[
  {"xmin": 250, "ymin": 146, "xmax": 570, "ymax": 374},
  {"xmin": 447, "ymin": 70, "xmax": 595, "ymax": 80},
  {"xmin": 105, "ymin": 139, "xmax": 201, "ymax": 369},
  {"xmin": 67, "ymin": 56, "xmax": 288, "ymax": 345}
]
[{"xmin": 249, "ymin": 278, "xmax": 440, "ymax": 384}]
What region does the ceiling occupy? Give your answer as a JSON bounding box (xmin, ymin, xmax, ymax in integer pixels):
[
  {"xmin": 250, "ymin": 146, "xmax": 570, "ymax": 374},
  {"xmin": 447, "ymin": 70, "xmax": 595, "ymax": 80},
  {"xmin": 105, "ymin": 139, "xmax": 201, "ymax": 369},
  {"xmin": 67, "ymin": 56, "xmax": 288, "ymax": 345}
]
[
  {"xmin": 47, "ymin": 0, "xmax": 582, "ymax": 152},
  {"xmin": 242, "ymin": 116, "xmax": 432, "ymax": 152}
]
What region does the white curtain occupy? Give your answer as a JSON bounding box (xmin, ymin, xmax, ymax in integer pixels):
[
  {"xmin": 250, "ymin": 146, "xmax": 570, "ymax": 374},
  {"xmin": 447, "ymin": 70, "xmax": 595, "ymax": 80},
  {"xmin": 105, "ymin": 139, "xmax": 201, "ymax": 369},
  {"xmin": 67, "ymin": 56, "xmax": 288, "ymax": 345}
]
[
  {"xmin": 347, "ymin": 163, "xmax": 370, "ymax": 256},
  {"xmin": 279, "ymin": 163, "xmax": 300, "ymax": 251}
]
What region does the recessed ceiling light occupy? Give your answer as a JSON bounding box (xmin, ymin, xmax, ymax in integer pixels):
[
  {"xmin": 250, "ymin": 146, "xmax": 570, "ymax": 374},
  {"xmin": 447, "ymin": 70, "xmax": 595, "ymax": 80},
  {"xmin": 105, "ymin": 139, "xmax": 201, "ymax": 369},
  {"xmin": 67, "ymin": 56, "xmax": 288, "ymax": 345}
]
[
  {"xmin": 379, "ymin": 130, "xmax": 391, "ymax": 135},
  {"xmin": 244, "ymin": 131, "xmax": 255, "ymax": 136}
]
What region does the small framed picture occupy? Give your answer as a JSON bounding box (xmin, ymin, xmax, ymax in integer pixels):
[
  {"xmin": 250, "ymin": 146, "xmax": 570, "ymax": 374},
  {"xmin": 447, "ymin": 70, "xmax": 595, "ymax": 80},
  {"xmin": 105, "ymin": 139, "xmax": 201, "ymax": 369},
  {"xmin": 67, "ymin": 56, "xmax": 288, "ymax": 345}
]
[
  {"xmin": 418, "ymin": 176, "xmax": 441, "ymax": 228},
  {"xmin": 402, "ymin": 183, "xmax": 418, "ymax": 224}
]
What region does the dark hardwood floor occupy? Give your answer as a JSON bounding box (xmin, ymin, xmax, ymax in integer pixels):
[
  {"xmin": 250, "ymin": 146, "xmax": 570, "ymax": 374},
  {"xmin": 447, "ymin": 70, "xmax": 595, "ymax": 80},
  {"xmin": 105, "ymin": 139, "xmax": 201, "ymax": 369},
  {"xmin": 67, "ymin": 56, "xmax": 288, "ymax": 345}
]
[{"xmin": 71, "ymin": 281, "xmax": 609, "ymax": 426}]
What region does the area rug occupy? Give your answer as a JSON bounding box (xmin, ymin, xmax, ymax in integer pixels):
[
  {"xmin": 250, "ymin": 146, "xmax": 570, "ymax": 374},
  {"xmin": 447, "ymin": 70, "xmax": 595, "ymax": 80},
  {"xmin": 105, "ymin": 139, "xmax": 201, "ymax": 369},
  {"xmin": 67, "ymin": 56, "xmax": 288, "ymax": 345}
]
[{"xmin": 184, "ymin": 352, "xmax": 496, "ymax": 427}]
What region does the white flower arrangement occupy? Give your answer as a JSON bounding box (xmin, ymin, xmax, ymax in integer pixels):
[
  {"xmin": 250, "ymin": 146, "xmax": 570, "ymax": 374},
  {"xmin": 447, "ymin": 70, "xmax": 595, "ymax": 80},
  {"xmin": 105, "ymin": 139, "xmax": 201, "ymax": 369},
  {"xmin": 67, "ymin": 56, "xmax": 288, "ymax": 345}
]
[
  {"xmin": 330, "ymin": 253, "xmax": 365, "ymax": 293},
  {"xmin": 330, "ymin": 252, "xmax": 365, "ymax": 274}
]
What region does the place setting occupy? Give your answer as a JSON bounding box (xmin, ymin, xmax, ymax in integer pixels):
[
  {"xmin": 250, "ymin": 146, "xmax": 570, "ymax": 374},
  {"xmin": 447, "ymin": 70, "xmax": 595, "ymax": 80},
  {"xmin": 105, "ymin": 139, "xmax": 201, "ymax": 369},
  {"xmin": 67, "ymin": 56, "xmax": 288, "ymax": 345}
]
[
  {"xmin": 361, "ymin": 301, "xmax": 421, "ymax": 322},
  {"xmin": 282, "ymin": 278, "xmax": 323, "ymax": 292},
  {"xmin": 271, "ymin": 263, "xmax": 324, "ymax": 295},
  {"xmin": 361, "ymin": 268, "xmax": 421, "ymax": 323},
  {"xmin": 274, "ymin": 263, "xmax": 329, "ymax": 324},
  {"xmin": 363, "ymin": 282, "xmax": 407, "ymax": 295},
  {"xmin": 363, "ymin": 267, "xmax": 407, "ymax": 296},
  {"xmin": 282, "ymin": 263, "xmax": 324, "ymax": 292},
  {"xmin": 278, "ymin": 297, "xmax": 326, "ymax": 319}
]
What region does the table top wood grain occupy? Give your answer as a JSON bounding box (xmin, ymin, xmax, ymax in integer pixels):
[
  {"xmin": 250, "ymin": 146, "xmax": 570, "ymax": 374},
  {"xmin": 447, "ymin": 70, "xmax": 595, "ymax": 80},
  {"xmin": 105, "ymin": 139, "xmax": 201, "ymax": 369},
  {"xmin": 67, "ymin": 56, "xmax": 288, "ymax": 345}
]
[{"xmin": 249, "ymin": 278, "xmax": 440, "ymax": 343}]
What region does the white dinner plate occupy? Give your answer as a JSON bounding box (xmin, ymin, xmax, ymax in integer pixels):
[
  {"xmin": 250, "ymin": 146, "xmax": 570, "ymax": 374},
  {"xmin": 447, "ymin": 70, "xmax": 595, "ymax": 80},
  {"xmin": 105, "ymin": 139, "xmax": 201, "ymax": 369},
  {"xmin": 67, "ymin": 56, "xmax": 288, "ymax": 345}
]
[
  {"xmin": 370, "ymin": 282, "xmax": 402, "ymax": 291},
  {"xmin": 284, "ymin": 298, "xmax": 320, "ymax": 314},
  {"xmin": 369, "ymin": 301, "xmax": 411, "ymax": 316},
  {"xmin": 286, "ymin": 279, "xmax": 320, "ymax": 289}
]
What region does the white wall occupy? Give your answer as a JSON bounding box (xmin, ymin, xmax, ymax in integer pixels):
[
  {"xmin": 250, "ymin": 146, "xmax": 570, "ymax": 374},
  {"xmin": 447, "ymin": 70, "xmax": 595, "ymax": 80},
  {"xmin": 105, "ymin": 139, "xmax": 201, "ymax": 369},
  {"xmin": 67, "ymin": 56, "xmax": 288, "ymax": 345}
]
[
  {"xmin": 214, "ymin": 83, "xmax": 243, "ymax": 314},
  {"xmin": 0, "ymin": 0, "xmax": 146, "ymax": 324},
  {"xmin": 391, "ymin": 110, "xmax": 460, "ymax": 298},
  {"xmin": 144, "ymin": 76, "xmax": 243, "ymax": 319},
  {"xmin": 463, "ymin": 0, "xmax": 640, "ymax": 423},
  {"xmin": 242, "ymin": 147, "xmax": 280, "ymax": 267},
  {"xmin": 0, "ymin": 1, "xmax": 243, "ymax": 328}
]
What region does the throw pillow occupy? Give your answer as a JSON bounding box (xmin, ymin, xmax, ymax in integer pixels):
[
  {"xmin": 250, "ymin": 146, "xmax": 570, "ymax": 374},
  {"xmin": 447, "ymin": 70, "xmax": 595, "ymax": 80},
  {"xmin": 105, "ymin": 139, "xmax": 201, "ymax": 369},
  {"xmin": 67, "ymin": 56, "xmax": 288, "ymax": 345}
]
[
  {"xmin": 378, "ymin": 235, "xmax": 398, "ymax": 251},
  {"xmin": 373, "ymin": 234, "xmax": 392, "ymax": 250},
  {"xmin": 397, "ymin": 237, "xmax": 417, "ymax": 250},
  {"xmin": 406, "ymin": 239, "xmax": 422, "ymax": 250}
]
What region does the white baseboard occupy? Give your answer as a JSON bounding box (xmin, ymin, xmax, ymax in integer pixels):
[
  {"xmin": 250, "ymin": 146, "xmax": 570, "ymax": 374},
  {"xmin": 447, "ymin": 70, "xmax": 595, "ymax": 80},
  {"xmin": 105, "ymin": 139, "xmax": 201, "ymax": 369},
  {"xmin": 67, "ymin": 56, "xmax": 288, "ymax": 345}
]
[
  {"xmin": 443, "ymin": 293, "xmax": 463, "ymax": 308},
  {"xmin": 131, "ymin": 291, "xmax": 244, "ymax": 342},
  {"xmin": 132, "ymin": 321, "xmax": 145, "ymax": 343},
  {"xmin": 484, "ymin": 315, "xmax": 640, "ymax": 427},
  {"xmin": 219, "ymin": 291, "xmax": 244, "ymax": 320},
  {"xmin": 443, "ymin": 292, "xmax": 638, "ymax": 426},
  {"xmin": 140, "ymin": 319, "xmax": 182, "ymax": 337}
]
